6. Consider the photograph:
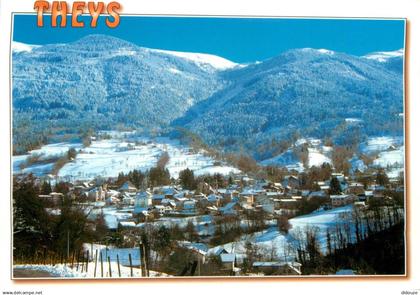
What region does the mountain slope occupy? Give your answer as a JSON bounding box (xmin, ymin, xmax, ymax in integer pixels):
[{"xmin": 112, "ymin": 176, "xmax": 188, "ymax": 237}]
[
  {"xmin": 173, "ymin": 48, "xmax": 404, "ymax": 158},
  {"xmin": 12, "ymin": 35, "xmax": 404, "ymax": 159},
  {"xmin": 12, "ymin": 35, "xmax": 233, "ymax": 153}
]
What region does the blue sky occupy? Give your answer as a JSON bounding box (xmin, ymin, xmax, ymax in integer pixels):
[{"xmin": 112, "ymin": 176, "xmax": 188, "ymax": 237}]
[{"xmin": 13, "ymin": 15, "xmax": 405, "ymax": 63}]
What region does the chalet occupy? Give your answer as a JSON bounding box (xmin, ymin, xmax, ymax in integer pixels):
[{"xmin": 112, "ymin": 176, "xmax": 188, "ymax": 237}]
[
  {"xmin": 86, "ymin": 187, "xmax": 106, "ymax": 202},
  {"xmin": 347, "ymin": 182, "xmax": 365, "ymax": 195},
  {"xmin": 220, "ymin": 253, "xmax": 236, "ymax": 271},
  {"xmin": 330, "ymin": 194, "xmax": 356, "ymax": 207},
  {"xmin": 106, "ymin": 195, "xmax": 121, "ymax": 205},
  {"xmin": 179, "ymin": 242, "xmax": 208, "ymax": 263},
  {"xmin": 134, "ymin": 191, "xmax": 152, "ymax": 214},
  {"xmin": 152, "ymin": 194, "xmax": 165, "ymax": 205},
  {"xmin": 161, "ymin": 198, "xmax": 176, "ymax": 209},
  {"xmin": 219, "ymin": 201, "xmax": 241, "ymax": 215},
  {"xmin": 121, "ymin": 194, "xmax": 135, "ymax": 206},
  {"xmin": 118, "ymin": 181, "xmax": 137, "ymax": 193},
  {"xmin": 152, "ymin": 205, "xmax": 171, "ymax": 215},
  {"xmin": 38, "ymin": 192, "xmax": 64, "ymax": 206},
  {"xmin": 282, "ymin": 175, "xmax": 300, "ymax": 189},
  {"xmin": 183, "ymin": 199, "xmax": 197, "ymax": 212},
  {"xmin": 207, "ymin": 194, "xmax": 223, "ymax": 207}
]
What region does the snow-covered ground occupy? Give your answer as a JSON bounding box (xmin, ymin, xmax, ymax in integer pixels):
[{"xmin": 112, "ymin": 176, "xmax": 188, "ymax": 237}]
[
  {"xmin": 13, "ymin": 133, "xmax": 239, "ymax": 180},
  {"xmin": 261, "ymin": 136, "xmax": 404, "ymax": 178},
  {"xmin": 13, "ymin": 263, "xmax": 169, "ymax": 278},
  {"xmin": 260, "ymin": 138, "xmax": 331, "ymax": 171},
  {"xmin": 360, "ymin": 136, "xmax": 403, "ymax": 154},
  {"xmin": 208, "ymin": 205, "xmax": 355, "ymax": 262}
]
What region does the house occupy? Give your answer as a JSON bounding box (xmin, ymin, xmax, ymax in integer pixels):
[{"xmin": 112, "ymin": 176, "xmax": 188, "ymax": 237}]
[
  {"xmin": 152, "ymin": 205, "xmax": 170, "ymax": 215},
  {"xmin": 219, "ymin": 201, "xmax": 241, "ymax": 215},
  {"xmin": 39, "ymin": 192, "xmax": 64, "ymax": 206},
  {"xmin": 122, "ymin": 194, "xmax": 135, "ymax": 206},
  {"xmin": 347, "ymin": 182, "xmax": 365, "ymax": 195},
  {"xmin": 183, "ymin": 199, "xmax": 197, "ymax": 212},
  {"xmin": 134, "ymin": 191, "xmax": 152, "ymax": 214},
  {"xmin": 220, "ymin": 253, "xmax": 236, "ymax": 271},
  {"xmin": 86, "ymin": 187, "xmax": 106, "ymax": 202},
  {"xmin": 207, "ymin": 194, "xmax": 223, "ymax": 207},
  {"xmin": 330, "ymin": 194, "xmax": 356, "ymax": 207},
  {"xmin": 152, "ymin": 194, "xmax": 165, "ymax": 205},
  {"xmin": 283, "ymin": 175, "xmax": 300, "ymax": 189},
  {"xmin": 106, "ymin": 195, "xmax": 121, "ymax": 205},
  {"xmin": 118, "ymin": 181, "xmax": 137, "ymax": 193}
]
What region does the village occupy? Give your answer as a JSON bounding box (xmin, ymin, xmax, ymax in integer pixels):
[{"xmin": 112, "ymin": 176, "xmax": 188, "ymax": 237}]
[{"xmin": 13, "ymin": 155, "xmax": 405, "ymax": 277}]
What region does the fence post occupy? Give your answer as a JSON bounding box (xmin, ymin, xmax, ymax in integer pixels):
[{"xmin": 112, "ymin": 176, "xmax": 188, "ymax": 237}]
[
  {"xmin": 86, "ymin": 250, "xmax": 89, "ymax": 272},
  {"xmin": 139, "ymin": 243, "xmax": 144, "ymax": 277},
  {"xmin": 108, "ymin": 256, "xmax": 112, "ymax": 278},
  {"xmin": 128, "ymin": 253, "xmax": 133, "ymax": 277},
  {"xmin": 94, "ymin": 249, "xmax": 98, "ymax": 278},
  {"xmin": 76, "ymin": 251, "xmax": 80, "ymax": 271},
  {"xmin": 71, "ymin": 251, "xmax": 75, "ymax": 269},
  {"xmin": 117, "ymin": 254, "xmax": 121, "ymax": 278},
  {"xmin": 100, "ymin": 252, "xmax": 103, "ymax": 278}
]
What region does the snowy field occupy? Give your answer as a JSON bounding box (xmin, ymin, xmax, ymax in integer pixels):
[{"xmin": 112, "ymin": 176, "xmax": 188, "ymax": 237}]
[
  {"xmin": 260, "ymin": 138, "xmax": 332, "ymax": 171},
  {"xmin": 209, "ymin": 205, "xmax": 355, "ymax": 262},
  {"xmin": 13, "ymin": 133, "xmax": 239, "ymax": 180},
  {"xmin": 261, "ymin": 136, "xmax": 404, "ymax": 178},
  {"xmin": 360, "ymin": 136, "xmax": 404, "ymax": 154}
]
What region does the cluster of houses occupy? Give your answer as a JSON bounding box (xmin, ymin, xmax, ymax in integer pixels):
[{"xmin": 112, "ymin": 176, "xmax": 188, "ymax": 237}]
[
  {"xmin": 36, "ymin": 171, "xmax": 403, "ymax": 228},
  {"xmin": 30, "ymin": 170, "xmax": 403, "ymax": 276}
]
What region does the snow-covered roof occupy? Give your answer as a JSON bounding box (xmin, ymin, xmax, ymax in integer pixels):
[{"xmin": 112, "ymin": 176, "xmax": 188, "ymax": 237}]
[
  {"xmin": 330, "ymin": 194, "xmax": 351, "ymax": 199},
  {"xmin": 220, "ymin": 253, "xmax": 236, "ymax": 263},
  {"xmin": 119, "ymin": 221, "xmax": 136, "ymax": 227}
]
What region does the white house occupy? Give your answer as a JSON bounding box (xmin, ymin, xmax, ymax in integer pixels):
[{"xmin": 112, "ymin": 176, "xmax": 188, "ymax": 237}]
[{"xmin": 134, "ymin": 191, "xmax": 152, "ymax": 214}]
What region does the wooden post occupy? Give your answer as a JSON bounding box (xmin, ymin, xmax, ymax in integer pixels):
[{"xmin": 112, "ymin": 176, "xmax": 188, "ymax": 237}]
[
  {"xmin": 107, "ymin": 256, "xmax": 112, "ymax": 278},
  {"xmin": 100, "ymin": 251, "xmax": 104, "ymax": 278},
  {"xmin": 143, "ymin": 243, "xmax": 149, "ymax": 277},
  {"xmin": 94, "ymin": 249, "xmax": 98, "ymax": 278},
  {"xmin": 71, "ymin": 251, "xmax": 75, "ymax": 269},
  {"xmin": 117, "ymin": 254, "xmax": 121, "ymax": 277},
  {"xmin": 81, "ymin": 252, "xmax": 84, "ymax": 273},
  {"xmin": 128, "ymin": 253, "xmax": 133, "ymax": 277},
  {"xmin": 86, "ymin": 250, "xmax": 89, "ymax": 272},
  {"xmin": 76, "ymin": 251, "xmax": 80, "ymax": 271},
  {"xmin": 139, "ymin": 243, "xmax": 144, "ymax": 277}
]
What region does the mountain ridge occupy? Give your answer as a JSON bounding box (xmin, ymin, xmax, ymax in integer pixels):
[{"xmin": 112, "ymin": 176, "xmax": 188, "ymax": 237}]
[{"xmin": 12, "ymin": 35, "xmax": 404, "ymax": 157}]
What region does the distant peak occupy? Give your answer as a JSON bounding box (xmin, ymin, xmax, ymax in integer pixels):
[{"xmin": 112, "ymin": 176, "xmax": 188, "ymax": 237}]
[
  {"xmin": 146, "ymin": 48, "xmax": 240, "ymax": 71},
  {"xmin": 12, "ymin": 41, "xmax": 40, "ymax": 53},
  {"xmin": 363, "ymin": 49, "xmax": 404, "ymax": 62}
]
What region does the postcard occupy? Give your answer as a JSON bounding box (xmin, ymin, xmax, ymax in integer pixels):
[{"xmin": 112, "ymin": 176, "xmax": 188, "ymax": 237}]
[{"xmin": 9, "ymin": 12, "xmax": 407, "ymax": 279}]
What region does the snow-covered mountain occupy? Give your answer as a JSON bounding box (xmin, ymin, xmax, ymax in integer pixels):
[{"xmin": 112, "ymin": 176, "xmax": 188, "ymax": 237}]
[
  {"xmin": 12, "ymin": 35, "xmax": 235, "ymax": 153},
  {"xmin": 363, "ymin": 49, "xmax": 404, "ymax": 63},
  {"xmin": 146, "ymin": 48, "xmax": 240, "ymax": 71},
  {"xmin": 12, "ymin": 35, "xmax": 404, "ymax": 158},
  {"xmin": 174, "ymin": 48, "xmax": 404, "ymax": 158},
  {"xmin": 12, "ymin": 41, "xmax": 40, "ymax": 53}
]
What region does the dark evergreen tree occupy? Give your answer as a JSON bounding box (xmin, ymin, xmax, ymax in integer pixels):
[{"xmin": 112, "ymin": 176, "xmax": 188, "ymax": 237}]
[
  {"xmin": 330, "ymin": 177, "xmax": 342, "ymax": 195},
  {"xmin": 179, "ymin": 168, "xmax": 196, "ymax": 190}
]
